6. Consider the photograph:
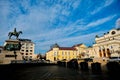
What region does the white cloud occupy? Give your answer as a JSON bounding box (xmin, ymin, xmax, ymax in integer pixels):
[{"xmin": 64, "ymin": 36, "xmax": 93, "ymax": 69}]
[
  {"xmin": 91, "ymin": 0, "xmax": 114, "ymax": 15},
  {"xmin": 0, "ymin": 0, "xmax": 118, "ymax": 54},
  {"xmin": 31, "ymin": 14, "xmax": 116, "ymax": 49},
  {"xmin": 104, "ymin": 0, "xmax": 114, "ymax": 6},
  {"xmin": 8, "ymin": 0, "xmax": 82, "ymax": 41},
  {"xmin": 115, "ymin": 18, "xmax": 120, "ymax": 28},
  {"xmin": 35, "ymin": 30, "xmax": 106, "ymax": 53},
  {"xmin": 86, "ymin": 15, "xmax": 116, "ymax": 28},
  {"xmin": 72, "ymin": 0, "xmax": 81, "ymax": 9},
  {"xmin": 33, "ymin": 14, "xmax": 117, "ymax": 53}
]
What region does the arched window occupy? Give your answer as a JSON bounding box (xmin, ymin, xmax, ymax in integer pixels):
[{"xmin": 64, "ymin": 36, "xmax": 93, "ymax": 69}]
[
  {"xmin": 107, "ymin": 48, "xmax": 111, "ymax": 58},
  {"xmin": 99, "ymin": 50, "xmax": 102, "ymax": 57},
  {"xmin": 103, "ymin": 49, "xmax": 106, "ymax": 57}
]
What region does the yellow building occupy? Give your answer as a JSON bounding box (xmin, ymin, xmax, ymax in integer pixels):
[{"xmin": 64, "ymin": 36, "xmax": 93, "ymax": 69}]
[
  {"xmin": 46, "ymin": 43, "xmax": 87, "ymax": 62},
  {"xmin": 46, "ymin": 28, "xmax": 120, "ymax": 62}
]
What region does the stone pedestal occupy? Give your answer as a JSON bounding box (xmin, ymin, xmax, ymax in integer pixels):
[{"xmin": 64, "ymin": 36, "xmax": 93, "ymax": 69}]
[
  {"xmin": 4, "ymin": 39, "xmax": 21, "ymax": 51},
  {"xmin": 0, "ymin": 39, "xmax": 23, "ymax": 64}
]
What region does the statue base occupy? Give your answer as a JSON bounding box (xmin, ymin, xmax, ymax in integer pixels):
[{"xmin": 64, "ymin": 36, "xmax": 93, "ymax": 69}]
[
  {"xmin": 0, "ymin": 39, "xmax": 23, "ymax": 64},
  {"xmin": 4, "ymin": 39, "xmax": 21, "ymax": 51},
  {"xmin": 5, "ymin": 39, "xmax": 20, "ymax": 44}
]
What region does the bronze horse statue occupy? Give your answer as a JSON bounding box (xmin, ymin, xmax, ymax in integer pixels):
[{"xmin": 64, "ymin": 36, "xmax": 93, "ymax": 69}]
[{"xmin": 8, "ymin": 28, "xmax": 22, "ymax": 39}]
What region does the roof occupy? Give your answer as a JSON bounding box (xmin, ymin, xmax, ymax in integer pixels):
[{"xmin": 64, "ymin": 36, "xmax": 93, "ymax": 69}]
[
  {"xmin": 72, "ymin": 43, "xmax": 83, "ymax": 47},
  {"xmin": 46, "ymin": 43, "xmax": 85, "ymax": 53},
  {"xmin": 19, "ymin": 39, "xmax": 31, "ymax": 42},
  {"xmin": 59, "ymin": 47, "xmax": 76, "ymax": 50},
  {"xmin": 52, "ymin": 43, "xmax": 59, "ymax": 48},
  {"xmin": 46, "ymin": 46, "xmax": 77, "ymax": 53}
]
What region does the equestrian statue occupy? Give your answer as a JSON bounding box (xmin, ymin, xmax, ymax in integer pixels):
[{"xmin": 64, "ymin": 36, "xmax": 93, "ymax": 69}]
[{"xmin": 8, "ymin": 28, "xmax": 22, "ymax": 39}]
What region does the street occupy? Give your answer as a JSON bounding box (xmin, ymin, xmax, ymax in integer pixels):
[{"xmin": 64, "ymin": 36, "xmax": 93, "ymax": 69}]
[{"xmin": 0, "ymin": 65, "xmax": 117, "ymax": 80}]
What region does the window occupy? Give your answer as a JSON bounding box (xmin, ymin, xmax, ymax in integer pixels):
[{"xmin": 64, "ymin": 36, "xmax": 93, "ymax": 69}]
[
  {"xmin": 30, "ymin": 53, "xmax": 32, "ymax": 55},
  {"xmin": 111, "ymin": 31, "xmax": 116, "ymax": 35},
  {"xmin": 22, "ymin": 47, "xmax": 25, "ymax": 48},
  {"xmin": 54, "ymin": 57, "xmax": 56, "ymax": 61},
  {"xmin": 65, "ymin": 52, "xmax": 67, "ymax": 55},
  {"xmin": 21, "ymin": 53, "xmax": 24, "ymax": 55},
  {"xmin": 62, "ymin": 52, "xmax": 64, "ymax": 56},
  {"xmin": 67, "ymin": 52, "xmax": 70, "ymax": 55},
  {"xmin": 30, "ymin": 47, "xmax": 32, "ymax": 49},
  {"xmin": 22, "ymin": 43, "xmax": 24, "ymax": 45},
  {"xmin": 26, "ymin": 43, "xmax": 29, "ymax": 47},
  {"xmin": 25, "ymin": 56, "xmax": 28, "ymax": 58},
  {"xmin": 54, "ymin": 52, "xmax": 57, "ymax": 56},
  {"xmin": 30, "ymin": 56, "xmax": 32, "ymax": 58},
  {"xmin": 30, "ymin": 50, "xmax": 32, "ymax": 52},
  {"xmin": 26, "ymin": 53, "xmax": 28, "ymax": 55},
  {"xmin": 26, "ymin": 50, "xmax": 29, "ymax": 52}
]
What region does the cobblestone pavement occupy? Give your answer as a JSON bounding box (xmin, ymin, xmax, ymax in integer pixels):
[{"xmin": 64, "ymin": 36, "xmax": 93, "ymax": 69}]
[{"xmin": 0, "ymin": 65, "xmax": 118, "ymax": 80}]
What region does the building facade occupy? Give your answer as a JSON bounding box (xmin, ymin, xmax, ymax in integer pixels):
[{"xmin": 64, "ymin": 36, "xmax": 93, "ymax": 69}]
[
  {"xmin": 19, "ymin": 39, "xmax": 36, "ymax": 60},
  {"xmin": 46, "ymin": 43, "xmax": 87, "ymax": 62},
  {"xmin": 0, "ymin": 46, "xmax": 3, "ymax": 53},
  {"xmin": 85, "ymin": 28, "xmax": 120, "ymax": 62},
  {"xmin": 46, "ymin": 28, "xmax": 120, "ymax": 62}
]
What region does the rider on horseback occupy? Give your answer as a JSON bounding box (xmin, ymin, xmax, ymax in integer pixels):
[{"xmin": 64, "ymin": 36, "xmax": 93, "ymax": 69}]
[{"xmin": 8, "ymin": 28, "xmax": 22, "ymax": 39}]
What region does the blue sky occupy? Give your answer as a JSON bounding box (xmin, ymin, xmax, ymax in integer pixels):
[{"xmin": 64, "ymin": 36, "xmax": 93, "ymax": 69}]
[{"xmin": 0, "ymin": 0, "xmax": 120, "ymax": 54}]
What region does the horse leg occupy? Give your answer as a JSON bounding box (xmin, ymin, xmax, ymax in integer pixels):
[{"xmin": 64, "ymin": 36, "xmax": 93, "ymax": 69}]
[
  {"xmin": 16, "ymin": 35, "xmax": 18, "ymax": 39},
  {"xmin": 9, "ymin": 35, "xmax": 11, "ymax": 39}
]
